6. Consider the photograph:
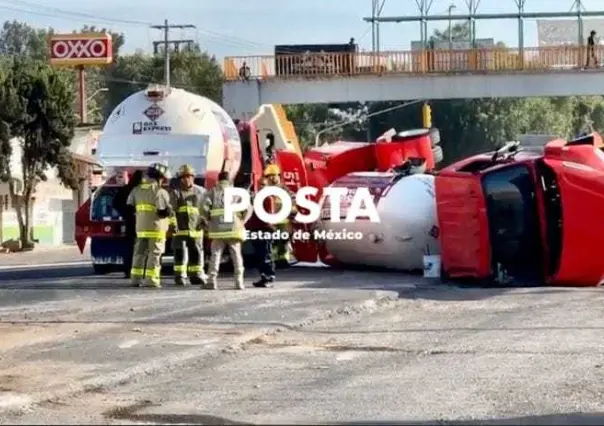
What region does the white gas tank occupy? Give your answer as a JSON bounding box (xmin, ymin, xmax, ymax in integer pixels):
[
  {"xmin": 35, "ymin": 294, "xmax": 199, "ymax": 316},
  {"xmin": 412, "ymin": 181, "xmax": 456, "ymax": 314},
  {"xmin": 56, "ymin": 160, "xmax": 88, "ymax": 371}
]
[
  {"xmin": 97, "ymin": 86, "xmax": 242, "ymax": 180},
  {"xmin": 318, "ymin": 172, "xmax": 441, "ymax": 271}
]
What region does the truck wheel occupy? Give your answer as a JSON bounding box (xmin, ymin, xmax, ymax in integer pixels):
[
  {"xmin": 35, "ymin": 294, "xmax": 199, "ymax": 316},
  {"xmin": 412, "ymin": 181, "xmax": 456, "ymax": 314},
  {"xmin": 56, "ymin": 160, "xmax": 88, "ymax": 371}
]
[
  {"xmin": 93, "ymin": 264, "xmax": 111, "ymax": 275},
  {"xmin": 395, "ymin": 128, "xmax": 440, "ymax": 146},
  {"xmin": 429, "ymin": 128, "xmax": 441, "ymax": 146},
  {"xmin": 440, "ymin": 264, "xmax": 451, "ymax": 283},
  {"xmin": 432, "ymin": 145, "xmax": 444, "ymax": 164}
]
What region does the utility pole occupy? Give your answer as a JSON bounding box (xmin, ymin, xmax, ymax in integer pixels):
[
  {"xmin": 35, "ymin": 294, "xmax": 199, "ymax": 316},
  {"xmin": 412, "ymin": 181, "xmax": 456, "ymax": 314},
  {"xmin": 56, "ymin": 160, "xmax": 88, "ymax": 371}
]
[{"xmin": 150, "ymin": 19, "xmax": 196, "ymax": 87}]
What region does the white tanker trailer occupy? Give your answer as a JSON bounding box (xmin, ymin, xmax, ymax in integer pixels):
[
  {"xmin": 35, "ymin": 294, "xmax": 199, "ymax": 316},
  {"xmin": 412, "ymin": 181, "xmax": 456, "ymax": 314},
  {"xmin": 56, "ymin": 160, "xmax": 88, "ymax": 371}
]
[
  {"xmin": 75, "ymin": 85, "xmax": 276, "ymax": 271},
  {"xmin": 317, "ymin": 162, "xmax": 441, "ymax": 271},
  {"xmin": 96, "ymin": 85, "xmax": 242, "ymax": 183}
]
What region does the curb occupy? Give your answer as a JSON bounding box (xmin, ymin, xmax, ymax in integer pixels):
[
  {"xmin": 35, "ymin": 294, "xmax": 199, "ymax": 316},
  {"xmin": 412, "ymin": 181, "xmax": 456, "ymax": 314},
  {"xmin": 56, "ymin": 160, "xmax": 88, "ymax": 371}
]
[
  {"xmin": 0, "ymin": 290, "xmax": 399, "ymax": 415},
  {"xmin": 0, "ymin": 261, "xmax": 91, "ymax": 271}
]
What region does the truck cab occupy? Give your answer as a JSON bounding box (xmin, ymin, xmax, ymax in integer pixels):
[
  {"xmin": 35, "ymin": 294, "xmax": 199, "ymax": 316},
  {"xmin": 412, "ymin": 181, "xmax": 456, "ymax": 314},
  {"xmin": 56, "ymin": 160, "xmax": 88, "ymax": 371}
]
[{"xmin": 436, "ymin": 133, "xmax": 604, "ymax": 286}]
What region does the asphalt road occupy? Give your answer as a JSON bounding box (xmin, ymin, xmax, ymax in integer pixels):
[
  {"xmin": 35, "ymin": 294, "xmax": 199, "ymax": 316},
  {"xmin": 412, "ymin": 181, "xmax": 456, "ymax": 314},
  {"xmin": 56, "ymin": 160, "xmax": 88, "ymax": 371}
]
[{"xmin": 1, "ymin": 251, "xmax": 604, "ymax": 424}]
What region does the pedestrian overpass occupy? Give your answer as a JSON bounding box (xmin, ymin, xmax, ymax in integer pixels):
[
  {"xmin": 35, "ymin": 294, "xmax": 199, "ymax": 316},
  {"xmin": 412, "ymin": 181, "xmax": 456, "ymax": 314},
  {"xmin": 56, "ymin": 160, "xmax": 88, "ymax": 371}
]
[{"xmin": 222, "ymin": 45, "xmax": 604, "ymax": 120}]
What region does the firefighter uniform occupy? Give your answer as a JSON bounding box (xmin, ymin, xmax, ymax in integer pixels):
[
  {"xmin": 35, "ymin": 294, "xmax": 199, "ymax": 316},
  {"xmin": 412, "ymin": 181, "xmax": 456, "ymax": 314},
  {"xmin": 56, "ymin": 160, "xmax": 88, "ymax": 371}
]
[
  {"xmin": 248, "ymin": 177, "xmax": 277, "ymax": 288},
  {"xmin": 169, "ymin": 164, "xmax": 207, "ymax": 286},
  {"xmin": 204, "ymin": 173, "xmax": 246, "ymax": 290},
  {"xmin": 127, "ymin": 163, "xmax": 173, "ymax": 288},
  {"xmin": 264, "ymin": 164, "xmax": 296, "ymax": 267}
]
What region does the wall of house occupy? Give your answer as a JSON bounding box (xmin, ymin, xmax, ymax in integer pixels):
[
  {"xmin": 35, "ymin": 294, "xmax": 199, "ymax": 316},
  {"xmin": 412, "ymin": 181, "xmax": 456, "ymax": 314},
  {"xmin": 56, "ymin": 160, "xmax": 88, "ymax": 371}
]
[
  {"xmin": 0, "ymin": 139, "xmax": 76, "ymax": 246},
  {"xmin": 0, "ymin": 128, "xmax": 102, "ymax": 246},
  {"xmin": 0, "ymin": 179, "xmax": 75, "ymax": 246}
]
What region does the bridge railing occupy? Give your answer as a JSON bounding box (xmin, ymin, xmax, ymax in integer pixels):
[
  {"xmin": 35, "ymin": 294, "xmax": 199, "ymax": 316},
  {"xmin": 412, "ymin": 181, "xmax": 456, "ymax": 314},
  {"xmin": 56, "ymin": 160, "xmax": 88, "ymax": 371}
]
[{"xmin": 224, "ymin": 45, "xmax": 604, "ymax": 80}]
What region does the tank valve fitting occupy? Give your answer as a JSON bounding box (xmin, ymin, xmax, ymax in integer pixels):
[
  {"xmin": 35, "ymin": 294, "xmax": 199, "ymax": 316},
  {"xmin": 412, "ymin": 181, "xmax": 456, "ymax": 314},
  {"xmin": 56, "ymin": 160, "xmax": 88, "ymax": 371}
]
[{"xmin": 369, "ymin": 233, "xmax": 384, "ymax": 244}]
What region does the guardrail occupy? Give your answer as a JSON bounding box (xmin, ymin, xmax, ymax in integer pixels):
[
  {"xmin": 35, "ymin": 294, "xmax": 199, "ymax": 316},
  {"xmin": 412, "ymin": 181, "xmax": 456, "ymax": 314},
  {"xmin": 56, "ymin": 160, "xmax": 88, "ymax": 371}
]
[{"xmin": 224, "ymin": 45, "xmax": 604, "ymax": 81}]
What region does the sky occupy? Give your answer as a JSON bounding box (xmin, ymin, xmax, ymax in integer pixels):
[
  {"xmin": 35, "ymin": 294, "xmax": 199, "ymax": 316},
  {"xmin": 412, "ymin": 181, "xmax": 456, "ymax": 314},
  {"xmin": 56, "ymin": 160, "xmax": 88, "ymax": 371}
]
[{"xmin": 1, "ymin": 0, "xmax": 603, "ymax": 59}]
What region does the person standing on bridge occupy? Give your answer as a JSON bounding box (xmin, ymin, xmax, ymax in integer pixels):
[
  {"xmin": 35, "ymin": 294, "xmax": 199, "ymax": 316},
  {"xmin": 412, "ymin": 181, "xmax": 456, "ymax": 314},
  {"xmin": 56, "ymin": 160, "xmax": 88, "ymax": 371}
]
[
  {"xmin": 587, "ymin": 30, "xmax": 599, "ymax": 68},
  {"xmin": 127, "ymin": 163, "xmax": 173, "ymax": 288}
]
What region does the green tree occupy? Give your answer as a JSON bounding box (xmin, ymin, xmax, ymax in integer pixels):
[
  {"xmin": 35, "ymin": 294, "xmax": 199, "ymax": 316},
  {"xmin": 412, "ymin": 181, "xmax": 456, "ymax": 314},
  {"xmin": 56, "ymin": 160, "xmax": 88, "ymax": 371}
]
[
  {"xmin": 284, "ymin": 104, "xmax": 359, "ymax": 148},
  {"xmin": 0, "ymin": 20, "xmax": 51, "ymax": 60},
  {"xmin": 0, "ymin": 58, "xmax": 78, "ymax": 248},
  {"xmin": 101, "ymin": 48, "xmax": 223, "ymax": 119},
  {"xmin": 0, "ymin": 21, "xmax": 127, "ymax": 125},
  {"xmin": 430, "ymin": 22, "xmax": 470, "ymax": 44}
]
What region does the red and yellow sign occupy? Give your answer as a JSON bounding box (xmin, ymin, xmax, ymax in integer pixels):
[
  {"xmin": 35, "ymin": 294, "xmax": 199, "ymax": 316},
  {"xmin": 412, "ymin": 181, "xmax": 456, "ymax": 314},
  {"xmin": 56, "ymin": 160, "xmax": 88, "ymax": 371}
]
[{"xmin": 49, "ymin": 33, "xmax": 113, "ymax": 66}]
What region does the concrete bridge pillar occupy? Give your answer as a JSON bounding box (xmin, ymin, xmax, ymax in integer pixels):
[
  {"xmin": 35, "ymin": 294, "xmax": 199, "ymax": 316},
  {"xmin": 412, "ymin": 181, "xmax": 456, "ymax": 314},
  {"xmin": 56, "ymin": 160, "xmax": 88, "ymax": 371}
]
[{"xmin": 223, "ymin": 80, "xmax": 262, "ymax": 121}]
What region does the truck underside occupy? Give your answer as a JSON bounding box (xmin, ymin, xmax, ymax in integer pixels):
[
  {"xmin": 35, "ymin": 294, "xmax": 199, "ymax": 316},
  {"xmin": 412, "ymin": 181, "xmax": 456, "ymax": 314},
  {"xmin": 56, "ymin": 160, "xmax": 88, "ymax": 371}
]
[{"xmin": 437, "ymin": 134, "xmax": 604, "ymax": 287}]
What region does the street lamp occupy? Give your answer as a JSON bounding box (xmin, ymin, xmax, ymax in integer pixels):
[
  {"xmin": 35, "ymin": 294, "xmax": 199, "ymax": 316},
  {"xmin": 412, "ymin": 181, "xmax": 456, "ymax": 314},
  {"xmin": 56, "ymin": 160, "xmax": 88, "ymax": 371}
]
[
  {"xmin": 314, "ymin": 99, "xmax": 425, "ymax": 147},
  {"xmin": 448, "ymin": 4, "xmax": 456, "ymax": 50},
  {"xmin": 77, "ymin": 88, "xmax": 109, "ymax": 124},
  {"xmin": 85, "ymin": 87, "xmax": 108, "ymax": 104}
]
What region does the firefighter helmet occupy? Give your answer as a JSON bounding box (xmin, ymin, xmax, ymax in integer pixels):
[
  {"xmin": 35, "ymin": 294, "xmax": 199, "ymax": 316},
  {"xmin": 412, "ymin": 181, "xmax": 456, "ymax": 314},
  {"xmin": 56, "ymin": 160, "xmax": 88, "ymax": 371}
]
[
  {"xmin": 178, "ymin": 164, "xmax": 195, "ymax": 177},
  {"xmin": 264, "ymin": 163, "xmax": 281, "ymax": 176},
  {"xmin": 147, "ymin": 163, "xmax": 171, "ymax": 180}
]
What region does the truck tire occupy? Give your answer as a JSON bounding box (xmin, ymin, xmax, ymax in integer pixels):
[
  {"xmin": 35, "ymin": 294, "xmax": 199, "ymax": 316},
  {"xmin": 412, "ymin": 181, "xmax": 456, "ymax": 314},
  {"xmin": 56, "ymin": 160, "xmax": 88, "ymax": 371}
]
[
  {"xmin": 396, "ymin": 128, "xmax": 430, "ymax": 140},
  {"xmin": 395, "ymin": 128, "xmax": 440, "ymax": 147},
  {"xmin": 432, "ymin": 145, "xmax": 444, "ymax": 164},
  {"xmin": 92, "ymin": 264, "xmax": 111, "ymax": 275},
  {"xmin": 429, "ymin": 128, "xmax": 441, "ymax": 146}
]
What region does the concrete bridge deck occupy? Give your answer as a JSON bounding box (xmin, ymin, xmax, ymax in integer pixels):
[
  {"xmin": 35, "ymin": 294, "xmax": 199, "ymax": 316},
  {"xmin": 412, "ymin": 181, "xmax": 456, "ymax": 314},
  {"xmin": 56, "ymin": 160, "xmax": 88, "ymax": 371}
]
[{"xmin": 222, "ymin": 44, "xmax": 604, "ymax": 119}]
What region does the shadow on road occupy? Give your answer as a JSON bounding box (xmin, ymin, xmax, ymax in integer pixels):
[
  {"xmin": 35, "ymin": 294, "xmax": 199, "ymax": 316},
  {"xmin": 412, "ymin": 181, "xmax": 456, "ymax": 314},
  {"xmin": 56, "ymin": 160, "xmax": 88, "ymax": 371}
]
[
  {"xmin": 105, "ymin": 408, "xmax": 604, "ymax": 426},
  {"xmin": 0, "ymin": 264, "xmax": 589, "ymax": 302},
  {"xmin": 0, "ymin": 265, "xmax": 93, "ymax": 282},
  {"xmin": 108, "ymin": 412, "xmax": 249, "ymax": 425},
  {"xmin": 296, "ymin": 267, "xmax": 577, "ymax": 301},
  {"xmin": 334, "ymin": 412, "xmax": 604, "ymax": 425},
  {"xmin": 105, "ymin": 400, "xmax": 250, "ymax": 425}
]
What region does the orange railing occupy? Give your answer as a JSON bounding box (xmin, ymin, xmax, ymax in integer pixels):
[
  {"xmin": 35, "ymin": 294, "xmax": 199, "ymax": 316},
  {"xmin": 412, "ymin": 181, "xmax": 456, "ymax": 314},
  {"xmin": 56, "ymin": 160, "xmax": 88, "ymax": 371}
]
[{"xmin": 224, "ymin": 45, "xmax": 604, "ymax": 81}]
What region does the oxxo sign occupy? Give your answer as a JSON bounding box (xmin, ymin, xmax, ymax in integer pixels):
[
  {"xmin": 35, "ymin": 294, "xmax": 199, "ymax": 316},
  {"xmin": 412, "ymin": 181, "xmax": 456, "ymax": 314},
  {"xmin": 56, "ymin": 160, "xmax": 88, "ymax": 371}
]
[{"xmin": 49, "ymin": 33, "xmax": 113, "ymax": 66}]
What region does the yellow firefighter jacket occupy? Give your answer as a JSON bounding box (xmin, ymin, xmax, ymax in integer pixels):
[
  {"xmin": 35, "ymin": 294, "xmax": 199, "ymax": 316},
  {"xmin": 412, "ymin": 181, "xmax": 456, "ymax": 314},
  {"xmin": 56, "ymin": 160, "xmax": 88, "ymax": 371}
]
[
  {"xmin": 274, "ymin": 183, "xmax": 297, "ymax": 228},
  {"xmin": 203, "ymin": 180, "xmax": 246, "ymax": 241},
  {"xmin": 127, "ymin": 178, "xmax": 171, "ymax": 239},
  {"xmin": 169, "ymin": 184, "xmax": 206, "ymax": 239}
]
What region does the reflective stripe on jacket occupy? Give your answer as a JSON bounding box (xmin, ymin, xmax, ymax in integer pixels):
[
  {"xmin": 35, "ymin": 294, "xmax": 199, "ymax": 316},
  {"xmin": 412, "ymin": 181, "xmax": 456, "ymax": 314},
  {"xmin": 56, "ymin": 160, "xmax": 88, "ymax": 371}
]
[
  {"xmin": 169, "ymin": 184, "xmax": 206, "ymax": 238},
  {"xmin": 204, "ymin": 180, "xmax": 246, "ymax": 241},
  {"xmin": 274, "ymin": 184, "xmax": 297, "ymax": 227},
  {"xmin": 127, "ymin": 178, "xmax": 171, "ymax": 239}
]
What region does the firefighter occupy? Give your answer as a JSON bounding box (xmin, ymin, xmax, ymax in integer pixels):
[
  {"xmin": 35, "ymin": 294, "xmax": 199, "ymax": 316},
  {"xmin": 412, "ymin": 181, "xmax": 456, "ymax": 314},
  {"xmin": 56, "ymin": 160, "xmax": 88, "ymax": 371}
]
[
  {"xmin": 169, "ymin": 164, "xmax": 207, "ymax": 286},
  {"xmin": 248, "ymin": 176, "xmax": 277, "ymax": 288},
  {"xmin": 203, "ymin": 171, "xmax": 246, "ymax": 290},
  {"xmin": 113, "ymin": 170, "xmax": 143, "ymax": 278},
  {"xmin": 126, "ymin": 163, "xmax": 173, "ymax": 288},
  {"xmin": 264, "ymin": 163, "xmax": 296, "ymax": 268}
]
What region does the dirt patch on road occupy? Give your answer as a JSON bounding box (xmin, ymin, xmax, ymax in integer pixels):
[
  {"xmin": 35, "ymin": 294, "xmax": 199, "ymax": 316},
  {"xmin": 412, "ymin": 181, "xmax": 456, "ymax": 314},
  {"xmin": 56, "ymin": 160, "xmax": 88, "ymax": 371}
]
[
  {"xmin": 0, "ymin": 324, "xmax": 91, "ymax": 352},
  {"xmin": 0, "ymin": 360, "xmax": 99, "ymax": 394}
]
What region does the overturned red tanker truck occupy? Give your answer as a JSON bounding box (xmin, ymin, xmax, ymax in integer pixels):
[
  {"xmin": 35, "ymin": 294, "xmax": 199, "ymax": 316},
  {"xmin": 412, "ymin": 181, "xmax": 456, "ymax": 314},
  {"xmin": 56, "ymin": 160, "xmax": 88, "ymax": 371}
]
[{"xmin": 436, "ymin": 132, "xmax": 604, "ymax": 287}]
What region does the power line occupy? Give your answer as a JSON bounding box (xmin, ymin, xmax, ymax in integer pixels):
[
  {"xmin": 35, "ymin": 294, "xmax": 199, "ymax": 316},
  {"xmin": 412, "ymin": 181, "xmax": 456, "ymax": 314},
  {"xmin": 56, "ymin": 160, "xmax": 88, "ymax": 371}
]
[
  {"xmin": 98, "ymin": 75, "xmax": 198, "ymax": 91},
  {"xmin": 0, "ymin": 1, "xmax": 148, "ymax": 27},
  {"xmin": 0, "ymin": 0, "xmax": 268, "ymax": 50},
  {"xmin": 150, "ymin": 20, "xmax": 196, "ymax": 87}
]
